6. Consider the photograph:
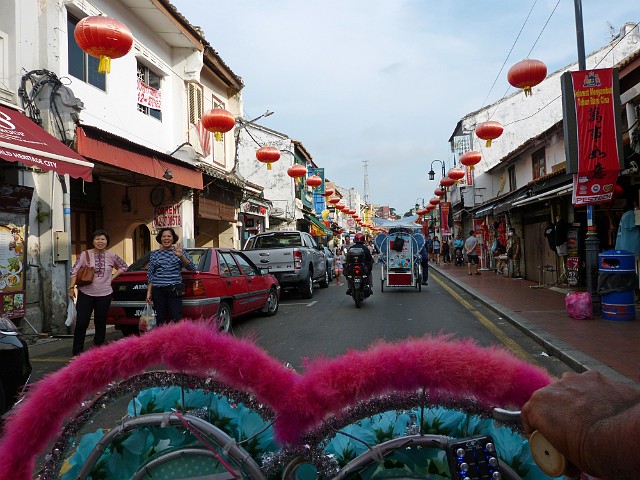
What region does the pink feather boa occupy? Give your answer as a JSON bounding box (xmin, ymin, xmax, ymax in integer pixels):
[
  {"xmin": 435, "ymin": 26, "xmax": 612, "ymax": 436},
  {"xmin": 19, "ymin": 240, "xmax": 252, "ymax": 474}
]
[{"xmin": 0, "ymin": 322, "xmax": 551, "ymax": 480}]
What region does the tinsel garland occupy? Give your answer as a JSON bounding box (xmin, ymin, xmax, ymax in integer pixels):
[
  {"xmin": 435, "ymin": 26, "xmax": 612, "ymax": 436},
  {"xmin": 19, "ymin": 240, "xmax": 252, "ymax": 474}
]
[{"xmin": 37, "ymin": 371, "xmax": 275, "ymax": 479}]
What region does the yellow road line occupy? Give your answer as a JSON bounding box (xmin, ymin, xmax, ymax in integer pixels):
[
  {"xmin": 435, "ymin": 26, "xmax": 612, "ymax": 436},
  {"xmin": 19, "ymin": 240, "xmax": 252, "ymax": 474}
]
[{"xmin": 431, "ymin": 273, "xmax": 541, "ymax": 366}]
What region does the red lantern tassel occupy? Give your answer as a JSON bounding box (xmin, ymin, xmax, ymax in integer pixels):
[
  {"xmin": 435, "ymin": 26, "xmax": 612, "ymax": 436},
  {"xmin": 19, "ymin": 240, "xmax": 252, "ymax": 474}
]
[
  {"xmin": 214, "ymin": 132, "xmax": 223, "ymax": 141},
  {"xmin": 267, "ymin": 163, "xmax": 272, "ymax": 170},
  {"xmin": 486, "ymin": 139, "xmax": 492, "ymax": 147},
  {"xmin": 98, "ymin": 55, "xmax": 111, "ymax": 74}
]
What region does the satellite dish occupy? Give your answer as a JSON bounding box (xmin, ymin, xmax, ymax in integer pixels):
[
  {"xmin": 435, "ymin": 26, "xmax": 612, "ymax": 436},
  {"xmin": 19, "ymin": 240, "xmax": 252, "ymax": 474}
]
[{"xmin": 271, "ymin": 207, "xmax": 285, "ymax": 217}]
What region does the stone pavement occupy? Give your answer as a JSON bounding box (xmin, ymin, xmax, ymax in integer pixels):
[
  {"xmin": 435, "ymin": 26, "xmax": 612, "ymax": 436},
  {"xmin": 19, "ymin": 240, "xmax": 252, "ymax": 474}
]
[{"xmin": 429, "ymin": 261, "xmax": 640, "ymax": 385}]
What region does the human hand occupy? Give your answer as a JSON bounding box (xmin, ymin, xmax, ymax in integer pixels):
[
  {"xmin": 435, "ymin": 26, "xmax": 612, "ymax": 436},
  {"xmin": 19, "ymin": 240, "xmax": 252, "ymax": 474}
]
[
  {"xmin": 173, "ymin": 242, "xmax": 183, "ymax": 258},
  {"xmin": 521, "ymin": 370, "xmax": 640, "ymax": 479},
  {"xmin": 67, "ymin": 287, "xmax": 76, "ymax": 299},
  {"xmin": 146, "ymin": 292, "xmax": 152, "ymax": 304}
]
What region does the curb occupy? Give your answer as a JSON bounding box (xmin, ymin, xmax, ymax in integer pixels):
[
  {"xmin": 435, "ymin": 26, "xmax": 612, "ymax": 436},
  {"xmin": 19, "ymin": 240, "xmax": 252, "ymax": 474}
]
[{"xmin": 430, "ymin": 264, "xmax": 634, "ymax": 385}]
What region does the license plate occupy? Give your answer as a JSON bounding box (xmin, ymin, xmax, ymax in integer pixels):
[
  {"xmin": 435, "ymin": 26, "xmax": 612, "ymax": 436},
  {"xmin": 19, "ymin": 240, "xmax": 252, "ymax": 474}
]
[
  {"xmin": 126, "ymin": 307, "xmax": 155, "ymax": 318},
  {"xmin": 354, "ymin": 279, "xmax": 362, "ymax": 287}
]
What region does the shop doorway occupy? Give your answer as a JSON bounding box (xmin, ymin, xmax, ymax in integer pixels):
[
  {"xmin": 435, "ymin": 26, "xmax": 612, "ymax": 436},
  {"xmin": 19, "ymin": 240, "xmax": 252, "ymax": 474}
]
[{"xmin": 133, "ymin": 224, "xmax": 151, "ymax": 260}]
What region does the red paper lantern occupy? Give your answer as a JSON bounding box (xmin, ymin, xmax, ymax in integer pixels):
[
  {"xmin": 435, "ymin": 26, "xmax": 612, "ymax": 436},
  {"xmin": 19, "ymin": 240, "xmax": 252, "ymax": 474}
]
[
  {"xmin": 306, "ymin": 175, "xmax": 322, "ymax": 188},
  {"xmin": 434, "ymin": 188, "xmax": 446, "ymax": 197},
  {"xmin": 426, "ymin": 205, "xmax": 435, "ymax": 212},
  {"xmin": 74, "ymin": 16, "xmax": 133, "ymax": 74},
  {"xmin": 440, "ymin": 177, "xmax": 455, "ymax": 188},
  {"xmin": 287, "ymin": 164, "xmax": 307, "ymax": 179},
  {"xmin": 256, "ymin": 146, "xmax": 281, "ymax": 170},
  {"xmin": 429, "ymin": 197, "xmax": 441, "ymax": 206},
  {"xmin": 348, "ymin": 208, "xmax": 357, "ymax": 215},
  {"xmin": 507, "ymin": 59, "xmax": 547, "ymax": 97},
  {"xmin": 448, "ymin": 167, "xmax": 466, "ymax": 182},
  {"xmin": 459, "ymin": 150, "xmax": 482, "ymax": 170},
  {"xmin": 328, "ymin": 196, "xmax": 341, "ymax": 205},
  {"xmin": 336, "ymin": 203, "xmax": 346, "ymax": 211},
  {"xmin": 353, "ymin": 215, "xmax": 360, "ymax": 220},
  {"xmin": 417, "ymin": 208, "xmax": 428, "ymax": 216},
  {"xmin": 612, "ymin": 184, "xmax": 625, "ymax": 199},
  {"xmin": 202, "ymin": 108, "xmax": 236, "ymax": 141},
  {"xmin": 323, "ymin": 187, "xmax": 335, "ymax": 197},
  {"xmin": 475, "ymin": 121, "xmax": 504, "ymax": 147}
]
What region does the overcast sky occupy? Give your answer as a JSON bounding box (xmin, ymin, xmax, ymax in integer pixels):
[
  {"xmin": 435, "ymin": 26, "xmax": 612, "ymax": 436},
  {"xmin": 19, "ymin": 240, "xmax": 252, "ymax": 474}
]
[{"xmin": 171, "ymin": 0, "xmax": 637, "ymax": 213}]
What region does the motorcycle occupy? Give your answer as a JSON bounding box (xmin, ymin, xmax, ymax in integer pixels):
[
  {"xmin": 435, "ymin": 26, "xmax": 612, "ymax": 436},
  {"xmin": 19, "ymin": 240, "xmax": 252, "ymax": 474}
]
[{"xmin": 346, "ymin": 262, "xmax": 371, "ymax": 308}]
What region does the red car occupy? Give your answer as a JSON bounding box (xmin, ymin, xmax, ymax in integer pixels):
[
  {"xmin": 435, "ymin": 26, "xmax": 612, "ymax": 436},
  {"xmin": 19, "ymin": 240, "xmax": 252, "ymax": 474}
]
[{"xmin": 107, "ymin": 248, "xmax": 280, "ymax": 335}]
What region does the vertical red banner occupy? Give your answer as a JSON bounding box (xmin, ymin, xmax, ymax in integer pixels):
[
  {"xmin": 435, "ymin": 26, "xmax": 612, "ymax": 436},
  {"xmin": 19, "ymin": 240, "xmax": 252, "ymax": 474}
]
[
  {"xmin": 465, "ymin": 166, "xmax": 473, "ymax": 186},
  {"xmin": 440, "ymin": 201, "xmax": 451, "ymax": 236},
  {"xmin": 570, "ymin": 69, "xmax": 620, "ymax": 205}
]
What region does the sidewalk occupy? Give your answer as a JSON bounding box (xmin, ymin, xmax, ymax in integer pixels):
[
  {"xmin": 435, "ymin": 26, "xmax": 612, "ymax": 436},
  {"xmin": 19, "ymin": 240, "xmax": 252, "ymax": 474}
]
[{"xmin": 430, "ymin": 261, "xmax": 640, "ymax": 384}]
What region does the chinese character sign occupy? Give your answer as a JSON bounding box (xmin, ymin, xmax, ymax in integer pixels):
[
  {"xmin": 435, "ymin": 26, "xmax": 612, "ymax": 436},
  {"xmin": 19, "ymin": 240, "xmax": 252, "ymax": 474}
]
[
  {"xmin": 440, "ymin": 202, "xmax": 451, "ymax": 236},
  {"xmin": 569, "ymin": 69, "xmax": 621, "ymax": 205}
]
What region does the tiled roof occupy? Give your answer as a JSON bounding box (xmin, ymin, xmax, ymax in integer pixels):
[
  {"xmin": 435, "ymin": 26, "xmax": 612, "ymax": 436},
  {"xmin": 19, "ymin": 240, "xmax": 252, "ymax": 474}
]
[{"xmin": 526, "ymin": 167, "xmax": 567, "ymax": 186}]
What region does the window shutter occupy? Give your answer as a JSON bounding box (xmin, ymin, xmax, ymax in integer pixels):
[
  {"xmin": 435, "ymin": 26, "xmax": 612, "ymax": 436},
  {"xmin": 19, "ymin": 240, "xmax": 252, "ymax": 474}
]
[{"xmin": 188, "ymin": 83, "xmax": 203, "ymax": 125}]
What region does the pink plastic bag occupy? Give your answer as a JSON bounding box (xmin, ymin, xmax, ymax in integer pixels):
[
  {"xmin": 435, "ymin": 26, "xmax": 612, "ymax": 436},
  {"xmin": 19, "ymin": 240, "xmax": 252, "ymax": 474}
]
[{"xmin": 565, "ymin": 292, "xmax": 593, "ymax": 320}]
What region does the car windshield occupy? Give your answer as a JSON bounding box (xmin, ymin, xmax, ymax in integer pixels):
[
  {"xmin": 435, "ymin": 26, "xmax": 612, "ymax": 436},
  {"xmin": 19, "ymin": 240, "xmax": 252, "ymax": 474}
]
[
  {"xmin": 126, "ymin": 248, "xmax": 208, "ymax": 272},
  {"xmin": 251, "ymin": 233, "xmax": 302, "ymax": 248}
]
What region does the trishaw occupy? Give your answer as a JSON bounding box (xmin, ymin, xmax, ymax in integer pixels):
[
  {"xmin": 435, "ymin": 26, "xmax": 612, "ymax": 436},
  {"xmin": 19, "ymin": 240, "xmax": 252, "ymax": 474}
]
[{"xmin": 374, "ymin": 217, "xmax": 425, "ymax": 292}]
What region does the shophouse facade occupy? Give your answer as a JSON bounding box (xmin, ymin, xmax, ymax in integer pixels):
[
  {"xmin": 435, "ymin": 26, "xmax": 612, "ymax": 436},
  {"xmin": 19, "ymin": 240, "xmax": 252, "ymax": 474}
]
[
  {"xmin": 0, "ymin": 0, "xmax": 243, "ymax": 333},
  {"xmin": 447, "ymin": 23, "xmax": 640, "ymax": 285}
]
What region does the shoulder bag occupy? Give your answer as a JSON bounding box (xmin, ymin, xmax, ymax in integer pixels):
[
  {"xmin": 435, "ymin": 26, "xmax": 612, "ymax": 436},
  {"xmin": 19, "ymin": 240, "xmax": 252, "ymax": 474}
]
[{"xmin": 75, "ymin": 250, "xmax": 95, "ymax": 286}]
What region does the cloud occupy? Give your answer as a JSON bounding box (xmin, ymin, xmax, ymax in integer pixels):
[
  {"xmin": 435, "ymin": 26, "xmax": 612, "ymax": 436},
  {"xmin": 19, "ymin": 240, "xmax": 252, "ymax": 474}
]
[{"xmin": 174, "ymin": 0, "xmax": 637, "ymax": 211}]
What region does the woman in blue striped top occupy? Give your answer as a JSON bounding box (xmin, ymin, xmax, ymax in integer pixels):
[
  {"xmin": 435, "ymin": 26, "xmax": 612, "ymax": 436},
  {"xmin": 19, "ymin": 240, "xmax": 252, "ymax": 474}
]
[{"xmin": 145, "ymin": 227, "xmax": 196, "ymax": 324}]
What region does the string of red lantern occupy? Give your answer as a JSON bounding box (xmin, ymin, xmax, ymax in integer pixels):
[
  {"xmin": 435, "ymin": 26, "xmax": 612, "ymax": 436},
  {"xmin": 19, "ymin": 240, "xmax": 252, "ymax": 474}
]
[
  {"xmin": 202, "ymin": 108, "xmax": 236, "ymax": 141},
  {"xmin": 74, "ymin": 16, "xmax": 133, "ymax": 74},
  {"xmin": 447, "ymin": 167, "xmax": 466, "ymax": 182},
  {"xmin": 459, "ymin": 151, "xmax": 482, "ymax": 170},
  {"xmin": 256, "ymin": 146, "xmax": 281, "ymax": 170},
  {"xmin": 507, "ymin": 59, "xmax": 547, "ymax": 97},
  {"xmin": 475, "ymin": 121, "xmax": 504, "ymax": 147},
  {"xmin": 306, "ymin": 175, "xmax": 322, "ymax": 188},
  {"xmin": 287, "ymin": 164, "xmax": 307, "ymax": 179}
]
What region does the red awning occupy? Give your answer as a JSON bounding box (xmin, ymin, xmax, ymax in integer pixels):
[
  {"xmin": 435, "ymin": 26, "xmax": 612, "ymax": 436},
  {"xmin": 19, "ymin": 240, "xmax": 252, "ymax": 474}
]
[
  {"xmin": 76, "ymin": 126, "xmax": 203, "ymax": 190},
  {"xmin": 0, "ymin": 104, "xmax": 93, "ymax": 181}
]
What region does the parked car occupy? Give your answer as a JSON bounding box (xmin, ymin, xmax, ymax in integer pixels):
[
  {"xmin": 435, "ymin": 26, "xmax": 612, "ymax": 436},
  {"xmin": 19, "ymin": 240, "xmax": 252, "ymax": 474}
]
[
  {"xmin": 0, "ymin": 317, "xmax": 31, "ymax": 416},
  {"xmin": 322, "ymin": 246, "xmax": 335, "ymax": 281},
  {"xmin": 107, "ymin": 248, "xmax": 280, "ymax": 335},
  {"xmin": 243, "ymin": 231, "xmax": 328, "ymax": 298}
]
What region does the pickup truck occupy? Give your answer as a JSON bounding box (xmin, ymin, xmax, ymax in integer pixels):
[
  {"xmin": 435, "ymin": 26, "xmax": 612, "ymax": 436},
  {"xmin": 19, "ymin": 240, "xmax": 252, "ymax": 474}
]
[{"xmin": 243, "ymin": 230, "xmax": 328, "ymax": 298}]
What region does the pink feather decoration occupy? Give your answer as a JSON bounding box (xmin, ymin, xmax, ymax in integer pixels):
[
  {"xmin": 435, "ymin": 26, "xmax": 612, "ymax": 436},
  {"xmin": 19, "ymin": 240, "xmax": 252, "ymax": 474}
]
[{"xmin": 0, "ymin": 322, "xmax": 551, "ymax": 479}]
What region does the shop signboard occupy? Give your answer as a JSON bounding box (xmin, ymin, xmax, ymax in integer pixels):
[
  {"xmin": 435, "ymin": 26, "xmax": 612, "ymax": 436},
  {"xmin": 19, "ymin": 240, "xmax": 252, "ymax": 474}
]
[
  {"xmin": 561, "ymin": 68, "xmax": 624, "ymax": 205},
  {"xmin": 565, "ymin": 223, "xmax": 581, "ymax": 287},
  {"xmin": 440, "ymin": 202, "xmax": 451, "ymax": 236},
  {"xmin": 0, "ymin": 184, "xmax": 33, "ymax": 319},
  {"xmin": 153, "ymin": 204, "xmax": 182, "ymax": 229}
]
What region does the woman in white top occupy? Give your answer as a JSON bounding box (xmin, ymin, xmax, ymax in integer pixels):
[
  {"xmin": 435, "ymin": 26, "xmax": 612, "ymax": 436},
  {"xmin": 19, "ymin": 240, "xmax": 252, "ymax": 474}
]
[{"xmin": 334, "ymin": 248, "xmax": 345, "ymax": 285}]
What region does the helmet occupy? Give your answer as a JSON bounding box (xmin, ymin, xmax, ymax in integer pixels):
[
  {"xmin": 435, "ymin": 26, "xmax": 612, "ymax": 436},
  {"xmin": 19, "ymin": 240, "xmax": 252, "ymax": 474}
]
[{"xmin": 354, "ymin": 233, "xmax": 365, "ymax": 243}]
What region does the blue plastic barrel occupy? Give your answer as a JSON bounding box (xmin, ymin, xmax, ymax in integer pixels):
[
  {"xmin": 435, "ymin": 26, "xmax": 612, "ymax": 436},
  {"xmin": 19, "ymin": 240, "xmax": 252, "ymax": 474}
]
[
  {"xmin": 599, "ymin": 250, "xmax": 635, "ymax": 272},
  {"xmin": 599, "ymin": 250, "xmax": 636, "ymax": 321}
]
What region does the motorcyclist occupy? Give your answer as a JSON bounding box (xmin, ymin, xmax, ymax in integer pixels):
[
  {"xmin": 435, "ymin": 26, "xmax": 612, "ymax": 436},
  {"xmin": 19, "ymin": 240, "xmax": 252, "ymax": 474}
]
[{"xmin": 345, "ymin": 233, "xmax": 374, "ymax": 295}]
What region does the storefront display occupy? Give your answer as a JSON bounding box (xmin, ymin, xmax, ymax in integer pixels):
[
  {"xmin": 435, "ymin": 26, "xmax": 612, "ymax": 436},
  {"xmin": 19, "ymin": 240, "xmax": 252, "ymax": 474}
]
[
  {"xmin": 0, "ymin": 184, "xmax": 33, "ymax": 319},
  {"xmin": 566, "ymin": 223, "xmax": 581, "ymax": 287}
]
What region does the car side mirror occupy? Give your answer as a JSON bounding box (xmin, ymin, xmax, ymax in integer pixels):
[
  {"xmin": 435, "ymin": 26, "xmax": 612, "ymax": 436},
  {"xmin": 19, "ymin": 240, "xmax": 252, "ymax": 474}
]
[{"xmin": 260, "ymin": 268, "xmax": 270, "ymax": 275}]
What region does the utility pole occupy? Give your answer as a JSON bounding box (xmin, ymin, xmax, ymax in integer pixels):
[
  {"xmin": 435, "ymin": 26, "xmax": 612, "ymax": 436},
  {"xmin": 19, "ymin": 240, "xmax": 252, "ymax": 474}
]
[{"xmin": 363, "ymin": 159, "xmax": 370, "ymax": 205}]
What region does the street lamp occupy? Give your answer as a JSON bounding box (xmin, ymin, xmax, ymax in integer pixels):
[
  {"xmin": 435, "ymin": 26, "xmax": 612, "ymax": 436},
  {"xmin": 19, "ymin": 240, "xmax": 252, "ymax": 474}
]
[{"xmin": 428, "ymin": 159, "xmax": 446, "ymax": 181}]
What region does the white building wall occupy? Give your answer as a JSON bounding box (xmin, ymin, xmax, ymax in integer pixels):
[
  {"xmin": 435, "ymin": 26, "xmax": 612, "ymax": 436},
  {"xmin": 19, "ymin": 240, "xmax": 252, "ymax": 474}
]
[
  {"xmin": 236, "ymin": 125, "xmax": 297, "ymax": 229},
  {"xmin": 461, "ymin": 24, "xmax": 640, "ymax": 188}
]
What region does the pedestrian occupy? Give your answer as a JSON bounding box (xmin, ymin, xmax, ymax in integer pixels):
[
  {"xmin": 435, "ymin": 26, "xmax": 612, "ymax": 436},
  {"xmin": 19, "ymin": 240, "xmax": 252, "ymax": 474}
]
[
  {"xmin": 441, "ymin": 236, "xmax": 450, "ymax": 263},
  {"xmin": 419, "ymin": 242, "xmax": 429, "ymax": 285},
  {"xmin": 465, "ymin": 230, "xmax": 481, "ymax": 275},
  {"xmin": 68, "ymin": 230, "xmax": 128, "ymax": 356},
  {"xmin": 146, "ymin": 227, "xmax": 196, "ymax": 325},
  {"xmin": 506, "ymin": 227, "xmax": 522, "ymax": 278},
  {"xmin": 432, "ymin": 236, "xmax": 441, "ymax": 264},
  {"xmin": 425, "ymin": 234, "xmax": 433, "ymax": 261},
  {"xmin": 334, "ymin": 247, "xmax": 345, "ymax": 285}
]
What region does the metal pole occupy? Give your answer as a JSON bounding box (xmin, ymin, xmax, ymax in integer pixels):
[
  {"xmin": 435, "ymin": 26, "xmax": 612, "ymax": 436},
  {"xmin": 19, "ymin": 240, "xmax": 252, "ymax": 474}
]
[{"xmin": 574, "ymin": 0, "xmax": 600, "ymax": 310}]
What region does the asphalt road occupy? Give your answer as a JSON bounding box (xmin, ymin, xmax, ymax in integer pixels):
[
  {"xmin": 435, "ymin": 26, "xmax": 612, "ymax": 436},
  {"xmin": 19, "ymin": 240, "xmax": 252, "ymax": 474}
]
[{"xmin": 28, "ymin": 264, "xmax": 575, "ymax": 383}]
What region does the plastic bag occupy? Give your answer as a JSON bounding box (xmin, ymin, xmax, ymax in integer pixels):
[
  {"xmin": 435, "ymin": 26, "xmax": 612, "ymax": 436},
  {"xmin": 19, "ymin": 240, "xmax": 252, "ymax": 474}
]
[
  {"xmin": 138, "ymin": 303, "xmax": 156, "ymax": 332},
  {"xmin": 65, "ymin": 299, "xmax": 76, "ymax": 327},
  {"xmin": 565, "ymin": 292, "xmax": 592, "ymax": 320}
]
